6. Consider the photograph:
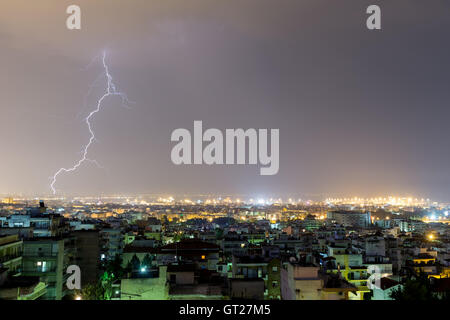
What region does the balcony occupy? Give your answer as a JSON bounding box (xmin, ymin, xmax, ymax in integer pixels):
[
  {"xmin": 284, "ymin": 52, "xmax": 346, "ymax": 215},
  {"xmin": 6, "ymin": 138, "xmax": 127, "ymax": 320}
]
[
  {"xmin": 22, "ymin": 252, "xmax": 58, "ymax": 258},
  {"xmin": 0, "ymin": 253, "xmax": 22, "ymax": 264},
  {"xmin": 22, "ymin": 267, "xmax": 57, "ymax": 274},
  {"xmin": 18, "ymin": 282, "xmax": 47, "ymax": 300}
]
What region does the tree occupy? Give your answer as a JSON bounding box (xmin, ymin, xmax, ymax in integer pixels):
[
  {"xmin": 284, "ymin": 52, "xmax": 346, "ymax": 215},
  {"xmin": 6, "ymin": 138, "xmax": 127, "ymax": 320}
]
[
  {"xmin": 390, "ymin": 272, "xmax": 438, "ymax": 301},
  {"xmin": 142, "ymin": 254, "xmax": 152, "ymax": 269},
  {"xmin": 124, "ymin": 261, "xmax": 132, "ymax": 274},
  {"xmin": 130, "ymin": 254, "xmax": 141, "ymax": 271},
  {"xmin": 78, "ymin": 281, "xmax": 106, "ymax": 300},
  {"xmin": 99, "ymin": 254, "xmax": 126, "ymax": 300},
  {"xmin": 215, "ymin": 228, "xmax": 224, "ymax": 240},
  {"xmin": 105, "ymin": 254, "xmax": 125, "ymax": 279}
]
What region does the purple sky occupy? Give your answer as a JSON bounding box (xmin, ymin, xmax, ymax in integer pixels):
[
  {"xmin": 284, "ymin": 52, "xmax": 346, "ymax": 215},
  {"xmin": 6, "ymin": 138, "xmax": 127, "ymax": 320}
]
[{"xmin": 1, "ymin": 0, "xmax": 450, "ymax": 200}]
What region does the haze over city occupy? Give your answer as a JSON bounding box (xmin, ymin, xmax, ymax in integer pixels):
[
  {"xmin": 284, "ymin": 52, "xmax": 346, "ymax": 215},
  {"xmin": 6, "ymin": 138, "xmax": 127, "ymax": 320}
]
[{"xmin": 1, "ymin": 1, "xmax": 450, "ymax": 201}]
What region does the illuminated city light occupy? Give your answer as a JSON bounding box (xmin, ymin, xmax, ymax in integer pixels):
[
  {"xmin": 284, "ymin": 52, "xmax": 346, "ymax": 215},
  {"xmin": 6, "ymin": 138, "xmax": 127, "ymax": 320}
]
[{"xmin": 325, "ymin": 196, "xmax": 432, "ymax": 207}]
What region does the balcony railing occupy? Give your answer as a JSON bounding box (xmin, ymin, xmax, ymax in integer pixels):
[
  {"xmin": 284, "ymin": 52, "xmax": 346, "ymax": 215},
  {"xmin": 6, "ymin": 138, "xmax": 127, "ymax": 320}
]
[
  {"xmin": 22, "ymin": 267, "xmax": 57, "ymax": 274},
  {"xmin": 22, "ymin": 252, "xmax": 58, "ymax": 258},
  {"xmin": 0, "ymin": 253, "xmax": 22, "ymax": 263}
]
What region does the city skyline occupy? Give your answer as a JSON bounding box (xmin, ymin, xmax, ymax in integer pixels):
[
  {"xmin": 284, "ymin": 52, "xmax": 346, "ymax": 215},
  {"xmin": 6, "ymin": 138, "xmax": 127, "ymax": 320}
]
[{"xmin": 1, "ymin": 193, "xmax": 448, "ymax": 210}]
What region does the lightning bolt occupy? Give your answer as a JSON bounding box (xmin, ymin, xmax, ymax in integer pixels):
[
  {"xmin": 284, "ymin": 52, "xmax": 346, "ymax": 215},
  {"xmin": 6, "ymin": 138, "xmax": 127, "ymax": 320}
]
[{"xmin": 50, "ymin": 51, "xmax": 130, "ymax": 195}]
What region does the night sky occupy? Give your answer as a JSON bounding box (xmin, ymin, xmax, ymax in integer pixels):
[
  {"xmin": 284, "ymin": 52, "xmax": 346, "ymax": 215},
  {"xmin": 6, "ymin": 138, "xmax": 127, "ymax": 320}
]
[{"xmin": 1, "ymin": 1, "xmax": 450, "ymax": 200}]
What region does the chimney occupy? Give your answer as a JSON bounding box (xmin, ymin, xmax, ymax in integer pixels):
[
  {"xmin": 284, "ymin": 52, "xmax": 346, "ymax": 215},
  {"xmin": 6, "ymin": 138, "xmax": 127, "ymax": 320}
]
[{"xmin": 39, "ymin": 201, "xmax": 46, "ymax": 214}]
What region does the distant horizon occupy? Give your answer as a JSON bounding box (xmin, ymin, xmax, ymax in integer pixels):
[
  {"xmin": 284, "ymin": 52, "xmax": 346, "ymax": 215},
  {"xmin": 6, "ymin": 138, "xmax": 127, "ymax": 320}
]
[{"xmin": 0, "ymin": 192, "xmax": 445, "ymax": 204}]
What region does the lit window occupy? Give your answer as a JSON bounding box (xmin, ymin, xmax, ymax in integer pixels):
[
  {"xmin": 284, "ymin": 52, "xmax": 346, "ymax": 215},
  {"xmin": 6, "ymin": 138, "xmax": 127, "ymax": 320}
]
[{"xmin": 36, "ymin": 261, "xmax": 47, "ymax": 272}]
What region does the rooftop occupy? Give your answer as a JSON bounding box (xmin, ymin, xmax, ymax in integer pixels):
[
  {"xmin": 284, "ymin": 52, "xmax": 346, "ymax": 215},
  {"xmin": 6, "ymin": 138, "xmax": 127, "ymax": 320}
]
[{"xmin": 379, "ymin": 277, "xmax": 400, "ymax": 290}]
